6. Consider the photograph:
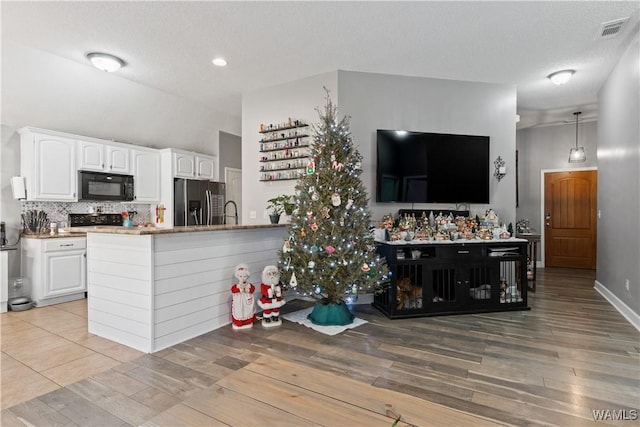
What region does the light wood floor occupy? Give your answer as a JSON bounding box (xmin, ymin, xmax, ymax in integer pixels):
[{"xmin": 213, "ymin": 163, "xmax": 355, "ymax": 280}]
[{"xmin": 1, "ymin": 268, "xmax": 638, "ymax": 426}]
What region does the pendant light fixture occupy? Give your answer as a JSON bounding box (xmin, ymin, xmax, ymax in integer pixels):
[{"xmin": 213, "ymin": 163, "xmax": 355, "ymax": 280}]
[{"xmin": 568, "ymin": 111, "xmax": 586, "ymax": 163}]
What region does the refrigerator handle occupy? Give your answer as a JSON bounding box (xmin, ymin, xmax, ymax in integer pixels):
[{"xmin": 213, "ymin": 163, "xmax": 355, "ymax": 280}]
[{"xmin": 206, "ymin": 190, "xmax": 212, "ymax": 226}]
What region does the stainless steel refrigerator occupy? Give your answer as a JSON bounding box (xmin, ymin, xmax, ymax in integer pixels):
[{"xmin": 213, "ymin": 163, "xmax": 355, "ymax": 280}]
[{"xmin": 174, "ymin": 179, "xmax": 226, "ymax": 226}]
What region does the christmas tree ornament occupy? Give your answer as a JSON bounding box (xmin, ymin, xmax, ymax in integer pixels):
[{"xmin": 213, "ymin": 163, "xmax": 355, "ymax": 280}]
[
  {"xmin": 340, "ymin": 217, "xmax": 345, "ymax": 226},
  {"xmin": 310, "ymin": 222, "xmax": 319, "ymax": 232},
  {"xmin": 331, "ymin": 193, "xmax": 341, "ymax": 206},
  {"xmin": 300, "ymin": 229, "xmax": 306, "ymax": 237},
  {"xmin": 306, "ymin": 160, "xmax": 315, "ymax": 175},
  {"xmin": 282, "ymin": 239, "xmax": 292, "ymax": 253},
  {"xmin": 361, "ymin": 263, "xmax": 370, "ymax": 272},
  {"xmin": 326, "ymin": 245, "xmax": 336, "ymax": 254},
  {"xmin": 306, "ymin": 211, "xmax": 313, "ymax": 220},
  {"xmin": 346, "ymin": 199, "xmax": 354, "ymax": 209},
  {"xmin": 312, "ymin": 192, "xmax": 319, "ymax": 201},
  {"xmin": 289, "ymin": 272, "xmax": 298, "ymax": 288},
  {"xmin": 321, "ymin": 207, "xmax": 330, "ymax": 218},
  {"xmin": 354, "ymin": 161, "xmax": 362, "ymax": 170},
  {"xmin": 308, "ymin": 261, "xmax": 315, "ymax": 269}
]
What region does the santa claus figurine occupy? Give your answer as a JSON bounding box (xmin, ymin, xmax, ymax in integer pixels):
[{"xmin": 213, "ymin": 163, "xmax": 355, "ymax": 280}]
[
  {"xmin": 230, "ymin": 263, "xmax": 257, "ymax": 330},
  {"xmin": 257, "ymin": 265, "xmax": 286, "ymax": 327}
]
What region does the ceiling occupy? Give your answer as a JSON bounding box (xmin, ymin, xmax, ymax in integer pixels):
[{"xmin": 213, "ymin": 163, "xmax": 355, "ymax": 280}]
[{"xmin": 2, "ymin": 1, "xmax": 639, "ymax": 147}]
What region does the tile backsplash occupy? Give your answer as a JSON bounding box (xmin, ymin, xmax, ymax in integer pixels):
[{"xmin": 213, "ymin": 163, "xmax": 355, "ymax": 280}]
[{"xmin": 21, "ymin": 201, "xmax": 152, "ymax": 228}]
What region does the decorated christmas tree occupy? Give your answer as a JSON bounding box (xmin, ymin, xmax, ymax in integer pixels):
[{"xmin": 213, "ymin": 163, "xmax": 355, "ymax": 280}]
[{"xmin": 279, "ymin": 91, "xmax": 388, "ymax": 325}]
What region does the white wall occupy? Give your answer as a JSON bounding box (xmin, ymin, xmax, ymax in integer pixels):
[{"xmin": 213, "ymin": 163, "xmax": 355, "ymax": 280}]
[
  {"xmin": 338, "ymin": 71, "xmax": 518, "ymax": 224},
  {"xmin": 1, "ymin": 42, "xmax": 239, "ymax": 154},
  {"xmin": 516, "ymin": 121, "xmax": 598, "ymax": 234},
  {"xmin": 596, "ymin": 30, "xmax": 640, "ymax": 318},
  {"xmin": 241, "ymin": 72, "xmax": 338, "ymax": 224}
]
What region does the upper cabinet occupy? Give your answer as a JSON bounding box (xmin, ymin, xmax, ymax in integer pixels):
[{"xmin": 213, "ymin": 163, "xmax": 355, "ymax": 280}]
[
  {"xmin": 19, "ymin": 128, "xmax": 77, "ymax": 201},
  {"xmin": 131, "ymin": 148, "xmax": 161, "ymax": 202},
  {"xmin": 195, "ymin": 155, "xmax": 216, "ymax": 180},
  {"xmin": 78, "ymin": 141, "xmax": 131, "ymax": 174},
  {"xmin": 169, "ymin": 149, "xmax": 218, "ymax": 180}
]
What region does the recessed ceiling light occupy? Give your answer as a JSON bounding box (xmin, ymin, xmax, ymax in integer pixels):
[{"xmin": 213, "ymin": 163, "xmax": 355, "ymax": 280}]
[
  {"xmin": 86, "ymin": 52, "xmax": 125, "ymax": 72},
  {"xmin": 212, "ymin": 57, "xmax": 228, "ymax": 67},
  {"xmin": 547, "ymin": 70, "xmax": 575, "ymax": 85}
]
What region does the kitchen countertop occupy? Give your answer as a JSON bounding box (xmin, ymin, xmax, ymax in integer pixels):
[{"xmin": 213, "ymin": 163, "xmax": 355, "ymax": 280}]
[
  {"xmin": 66, "ymin": 223, "xmax": 286, "ymax": 235},
  {"xmin": 20, "ymin": 232, "xmax": 89, "ymax": 239}
]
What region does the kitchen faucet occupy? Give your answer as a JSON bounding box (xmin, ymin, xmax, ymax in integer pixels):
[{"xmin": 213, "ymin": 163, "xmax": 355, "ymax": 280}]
[{"xmin": 224, "ymin": 200, "xmax": 238, "ymax": 225}]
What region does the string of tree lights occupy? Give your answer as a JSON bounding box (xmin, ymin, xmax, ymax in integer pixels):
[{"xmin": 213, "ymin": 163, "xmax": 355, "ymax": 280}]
[{"xmin": 278, "ymin": 91, "xmax": 389, "ymax": 323}]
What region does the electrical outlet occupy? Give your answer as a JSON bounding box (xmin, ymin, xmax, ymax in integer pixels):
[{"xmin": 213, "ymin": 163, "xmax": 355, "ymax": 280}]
[
  {"xmin": 625, "ymin": 279, "xmax": 630, "ymax": 291},
  {"xmin": 249, "ymin": 210, "xmax": 256, "ymax": 219},
  {"xmin": 263, "ymin": 210, "xmax": 268, "ymax": 219}
]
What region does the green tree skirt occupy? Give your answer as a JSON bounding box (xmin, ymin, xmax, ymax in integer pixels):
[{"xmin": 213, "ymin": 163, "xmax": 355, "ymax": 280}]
[{"xmin": 307, "ymin": 302, "xmax": 355, "ymax": 326}]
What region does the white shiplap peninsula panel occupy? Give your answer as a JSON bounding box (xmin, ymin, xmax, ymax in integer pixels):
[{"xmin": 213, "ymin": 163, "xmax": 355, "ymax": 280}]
[
  {"xmin": 86, "ymin": 227, "xmax": 285, "ymax": 353},
  {"xmin": 87, "ymin": 233, "xmax": 154, "ymax": 353}
]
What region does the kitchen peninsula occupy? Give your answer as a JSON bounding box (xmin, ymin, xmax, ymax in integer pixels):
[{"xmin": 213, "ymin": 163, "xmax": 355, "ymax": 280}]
[{"xmin": 74, "ymin": 224, "xmax": 286, "ymax": 353}]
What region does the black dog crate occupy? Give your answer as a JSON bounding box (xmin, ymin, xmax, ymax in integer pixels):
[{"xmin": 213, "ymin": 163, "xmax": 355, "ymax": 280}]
[{"xmin": 374, "ymin": 241, "xmax": 529, "ymax": 319}]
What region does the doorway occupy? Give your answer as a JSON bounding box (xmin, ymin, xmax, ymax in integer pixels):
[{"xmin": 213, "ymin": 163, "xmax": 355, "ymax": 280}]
[
  {"xmin": 542, "ymin": 168, "xmax": 597, "ymax": 269},
  {"xmin": 225, "ymin": 167, "xmax": 242, "ymax": 224}
]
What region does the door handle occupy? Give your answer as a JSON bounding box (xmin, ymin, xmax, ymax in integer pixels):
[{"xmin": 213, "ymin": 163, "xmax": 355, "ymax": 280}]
[{"xmin": 545, "ymin": 212, "xmax": 551, "ymax": 227}]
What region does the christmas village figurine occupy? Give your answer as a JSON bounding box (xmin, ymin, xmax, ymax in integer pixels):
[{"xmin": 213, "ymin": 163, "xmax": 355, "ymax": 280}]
[
  {"xmin": 257, "ymin": 265, "xmax": 286, "ymax": 327},
  {"xmin": 230, "ymin": 264, "xmax": 257, "ymax": 330}
]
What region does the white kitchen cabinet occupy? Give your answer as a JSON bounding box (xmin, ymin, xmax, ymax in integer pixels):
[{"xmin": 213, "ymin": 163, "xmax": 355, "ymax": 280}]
[
  {"xmin": 171, "ymin": 150, "xmax": 218, "ymax": 180},
  {"xmin": 132, "ymin": 148, "xmax": 161, "ymax": 202},
  {"xmin": 195, "ymin": 154, "xmax": 216, "ymax": 180},
  {"xmin": 21, "ymin": 237, "xmax": 87, "ymax": 307},
  {"xmin": 78, "ymin": 140, "xmax": 131, "ymax": 174},
  {"xmin": 174, "ymin": 151, "xmax": 196, "ymax": 178},
  {"xmin": 19, "ymin": 128, "xmax": 77, "ymax": 201}
]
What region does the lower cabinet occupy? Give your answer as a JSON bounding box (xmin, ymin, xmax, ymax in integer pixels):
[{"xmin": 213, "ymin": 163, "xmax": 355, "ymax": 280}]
[
  {"xmin": 21, "ymin": 237, "xmax": 87, "ymax": 307},
  {"xmin": 374, "ymin": 241, "xmax": 529, "ymax": 318}
]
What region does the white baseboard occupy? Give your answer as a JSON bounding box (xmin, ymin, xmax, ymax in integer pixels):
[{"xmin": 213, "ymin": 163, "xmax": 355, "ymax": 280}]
[{"xmin": 594, "ymin": 280, "xmax": 640, "ymax": 332}]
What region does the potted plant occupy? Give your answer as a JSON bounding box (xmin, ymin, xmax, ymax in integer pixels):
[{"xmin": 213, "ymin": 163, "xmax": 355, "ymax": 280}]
[{"xmin": 267, "ymin": 195, "xmax": 295, "ymax": 223}]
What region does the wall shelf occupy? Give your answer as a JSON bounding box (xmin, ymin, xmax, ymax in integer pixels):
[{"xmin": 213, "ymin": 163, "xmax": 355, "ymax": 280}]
[
  {"xmin": 259, "ymin": 123, "xmax": 308, "ymax": 134},
  {"xmin": 258, "ymin": 119, "xmax": 310, "ymax": 182},
  {"xmin": 260, "ymin": 144, "xmax": 310, "ymax": 153}
]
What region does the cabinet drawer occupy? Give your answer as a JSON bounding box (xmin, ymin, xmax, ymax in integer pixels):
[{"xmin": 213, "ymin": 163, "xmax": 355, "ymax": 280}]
[
  {"xmin": 437, "ymin": 245, "xmax": 483, "ymax": 258},
  {"xmin": 44, "ymin": 238, "xmax": 86, "ymax": 252}
]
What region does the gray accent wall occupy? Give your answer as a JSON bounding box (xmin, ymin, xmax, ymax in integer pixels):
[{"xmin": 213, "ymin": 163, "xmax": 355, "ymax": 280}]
[
  {"xmin": 219, "ymin": 131, "xmax": 242, "ymax": 174},
  {"xmin": 337, "ymin": 71, "xmax": 517, "ymax": 224},
  {"xmin": 596, "ymin": 30, "xmax": 640, "ymax": 317},
  {"xmin": 516, "ymin": 121, "xmax": 598, "ymax": 237},
  {"xmin": 241, "ymin": 70, "xmax": 517, "ymax": 225}
]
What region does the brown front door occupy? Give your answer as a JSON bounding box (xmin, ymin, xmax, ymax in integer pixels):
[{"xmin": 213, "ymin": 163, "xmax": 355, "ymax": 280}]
[{"xmin": 544, "ymin": 170, "xmax": 597, "ymax": 269}]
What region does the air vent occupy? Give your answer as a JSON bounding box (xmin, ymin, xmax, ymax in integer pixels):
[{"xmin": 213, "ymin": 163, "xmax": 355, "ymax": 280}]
[{"xmin": 596, "ymin": 18, "xmax": 628, "ymax": 39}]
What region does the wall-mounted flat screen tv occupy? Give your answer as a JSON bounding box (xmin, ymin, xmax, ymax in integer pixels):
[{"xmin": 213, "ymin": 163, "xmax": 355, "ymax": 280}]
[{"xmin": 376, "ymin": 129, "xmax": 490, "ymax": 204}]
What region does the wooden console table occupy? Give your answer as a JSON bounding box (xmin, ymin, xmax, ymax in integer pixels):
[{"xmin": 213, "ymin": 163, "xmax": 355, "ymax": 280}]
[{"xmin": 516, "ymin": 233, "xmax": 540, "ymax": 292}]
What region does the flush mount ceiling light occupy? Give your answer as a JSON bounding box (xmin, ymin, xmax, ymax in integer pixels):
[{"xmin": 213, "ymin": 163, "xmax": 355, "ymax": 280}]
[
  {"xmin": 569, "ymin": 111, "xmax": 586, "ymax": 163},
  {"xmin": 548, "ymin": 69, "xmax": 575, "ymax": 85},
  {"xmin": 86, "ymin": 52, "xmax": 125, "ymax": 72},
  {"xmin": 212, "ymin": 57, "xmax": 228, "ymax": 67}
]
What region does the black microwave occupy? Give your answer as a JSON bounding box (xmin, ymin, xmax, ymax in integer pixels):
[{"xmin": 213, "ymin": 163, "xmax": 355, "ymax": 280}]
[{"xmin": 78, "ymin": 171, "xmax": 134, "ymax": 201}]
